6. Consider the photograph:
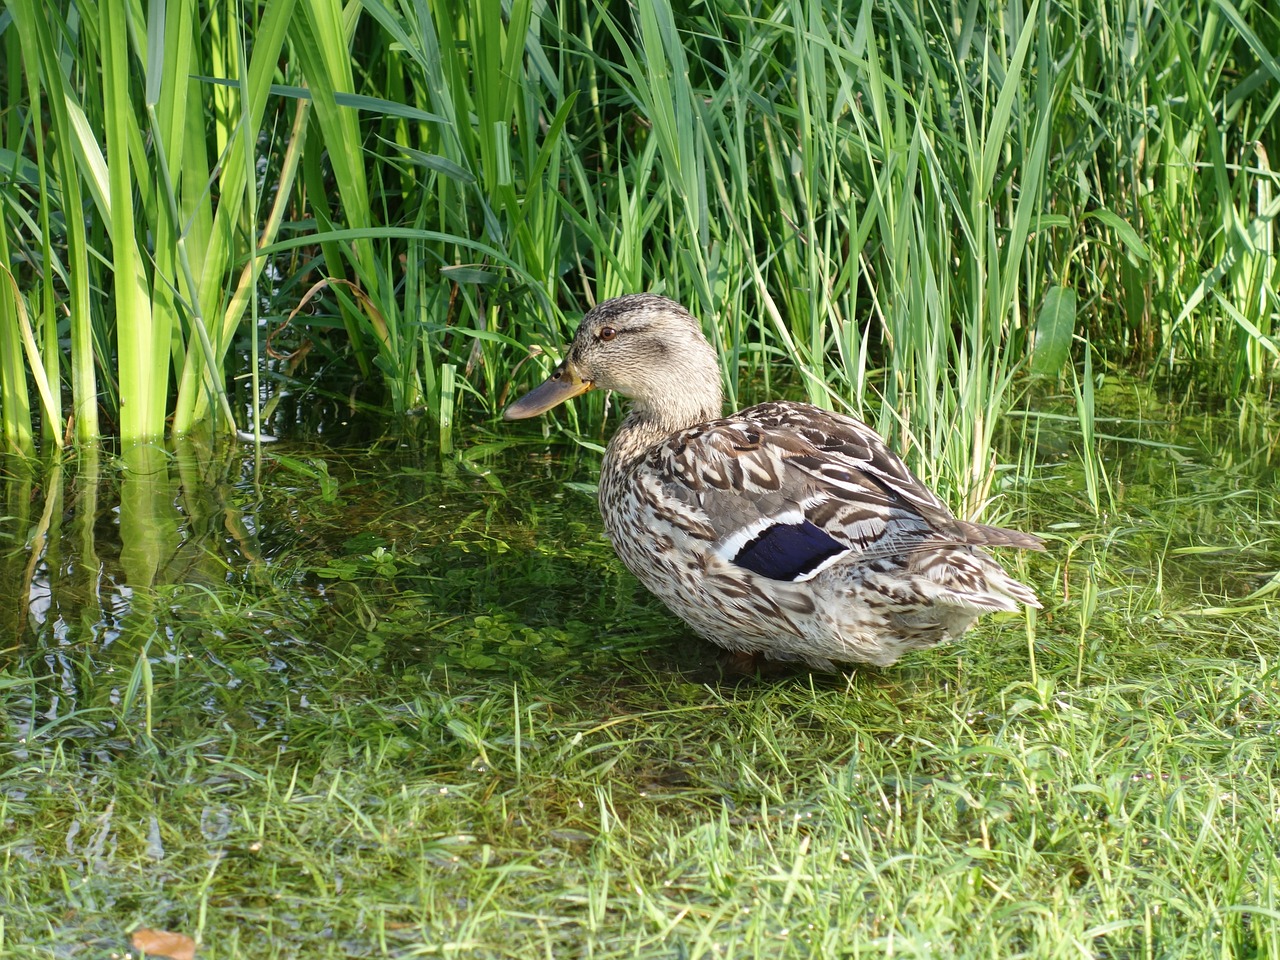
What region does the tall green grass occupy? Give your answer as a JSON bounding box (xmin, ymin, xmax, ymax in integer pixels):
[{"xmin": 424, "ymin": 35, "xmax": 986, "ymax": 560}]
[{"xmin": 1, "ymin": 0, "xmax": 1277, "ymax": 487}]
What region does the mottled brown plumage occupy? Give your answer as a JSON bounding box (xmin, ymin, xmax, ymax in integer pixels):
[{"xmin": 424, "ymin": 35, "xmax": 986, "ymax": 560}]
[{"xmin": 505, "ymin": 294, "xmax": 1043, "ymax": 669}]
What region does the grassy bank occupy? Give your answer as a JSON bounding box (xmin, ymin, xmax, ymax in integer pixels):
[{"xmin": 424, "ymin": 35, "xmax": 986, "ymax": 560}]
[
  {"xmin": 3, "ymin": 2, "xmax": 1279, "ymax": 955},
  {"xmin": 7, "ymin": 645, "xmax": 1279, "ymax": 958}
]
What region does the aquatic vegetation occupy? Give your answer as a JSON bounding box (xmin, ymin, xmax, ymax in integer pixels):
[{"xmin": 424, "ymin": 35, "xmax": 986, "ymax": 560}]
[
  {"xmin": 1, "ymin": 0, "xmax": 1277, "ymax": 953},
  {"xmin": 1, "ymin": 400, "xmax": 1278, "ymax": 957}
]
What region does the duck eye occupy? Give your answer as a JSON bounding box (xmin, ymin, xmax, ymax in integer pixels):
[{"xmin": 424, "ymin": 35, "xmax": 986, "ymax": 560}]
[{"xmin": 598, "ymin": 326, "xmax": 617, "ymax": 342}]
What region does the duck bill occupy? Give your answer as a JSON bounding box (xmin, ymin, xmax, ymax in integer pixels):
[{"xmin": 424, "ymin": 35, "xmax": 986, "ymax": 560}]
[{"xmin": 503, "ymin": 360, "xmax": 594, "ymax": 420}]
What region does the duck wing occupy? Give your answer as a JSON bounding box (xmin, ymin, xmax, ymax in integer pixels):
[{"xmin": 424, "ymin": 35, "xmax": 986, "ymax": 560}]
[{"xmin": 640, "ymin": 400, "xmax": 1042, "ymax": 583}]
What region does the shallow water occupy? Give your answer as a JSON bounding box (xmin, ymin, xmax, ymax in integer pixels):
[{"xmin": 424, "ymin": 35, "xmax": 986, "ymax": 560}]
[{"xmin": 3, "ymin": 390, "xmax": 1277, "ymax": 709}]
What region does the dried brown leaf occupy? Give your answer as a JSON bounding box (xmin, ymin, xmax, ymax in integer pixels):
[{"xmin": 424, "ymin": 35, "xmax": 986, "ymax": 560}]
[{"xmin": 131, "ymin": 928, "xmax": 197, "ymax": 960}]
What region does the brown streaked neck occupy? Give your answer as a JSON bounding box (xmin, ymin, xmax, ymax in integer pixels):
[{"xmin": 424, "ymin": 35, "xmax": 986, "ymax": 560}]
[{"xmin": 603, "ymin": 381, "xmax": 724, "ymax": 465}]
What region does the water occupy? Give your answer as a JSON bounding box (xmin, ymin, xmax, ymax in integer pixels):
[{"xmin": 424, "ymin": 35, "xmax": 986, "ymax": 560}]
[
  {"xmin": 1, "ymin": 433, "xmax": 682, "ymax": 743},
  {"xmin": 3, "ymin": 392, "xmax": 1276, "ymax": 724}
]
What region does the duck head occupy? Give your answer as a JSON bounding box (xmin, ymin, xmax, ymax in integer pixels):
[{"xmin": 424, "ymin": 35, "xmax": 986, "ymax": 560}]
[{"xmin": 504, "ymin": 294, "xmax": 724, "ymax": 430}]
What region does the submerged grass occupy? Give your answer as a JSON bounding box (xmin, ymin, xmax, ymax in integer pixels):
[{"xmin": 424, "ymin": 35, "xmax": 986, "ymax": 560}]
[{"xmin": 2, "ymin": 399, "xmax": 1279, "ymax": 957}]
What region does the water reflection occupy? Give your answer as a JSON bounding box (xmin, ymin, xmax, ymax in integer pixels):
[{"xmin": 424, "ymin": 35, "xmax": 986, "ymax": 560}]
[
  {"xmin": 1, "ymin": 432, "xmax": 625, "ymax": 686},
  {"xmin": 2, "ymin": 439, "xmax": 265, "ymax": 653}
]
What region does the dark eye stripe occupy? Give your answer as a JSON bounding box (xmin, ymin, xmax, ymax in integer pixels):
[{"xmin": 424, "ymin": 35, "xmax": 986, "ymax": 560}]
[{"xmin": 600, "ymin": 322, "xmax": 647, "ymax": 338}]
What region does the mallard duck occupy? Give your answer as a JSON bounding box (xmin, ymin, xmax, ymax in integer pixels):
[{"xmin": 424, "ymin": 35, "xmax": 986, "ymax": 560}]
[{"xmin": 505, "ymin": 294, "xmax": 1043, "ymax": 670}]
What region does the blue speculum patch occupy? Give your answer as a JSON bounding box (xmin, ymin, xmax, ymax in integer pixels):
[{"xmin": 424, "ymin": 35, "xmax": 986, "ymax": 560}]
[{"xmin": 732, "ymin": 520, "xmax": 846, "ymax": 581}]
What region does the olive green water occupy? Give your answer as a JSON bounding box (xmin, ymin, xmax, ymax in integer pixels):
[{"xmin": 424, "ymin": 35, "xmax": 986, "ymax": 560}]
[{"xmin": 2, "ymin": 391, "xmax": 1278, "ymax": 957}]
